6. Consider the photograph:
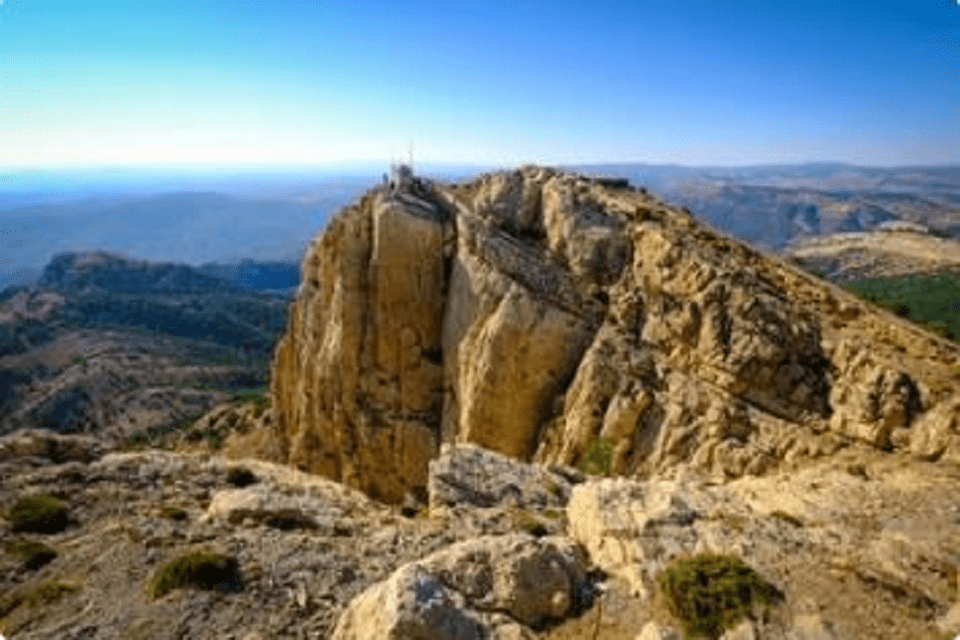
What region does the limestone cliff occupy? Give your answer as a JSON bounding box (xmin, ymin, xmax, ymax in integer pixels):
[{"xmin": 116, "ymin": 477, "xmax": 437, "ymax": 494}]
[{"xmin": 266, "ymin": 167, "xmax": 960, "ymax": 503}]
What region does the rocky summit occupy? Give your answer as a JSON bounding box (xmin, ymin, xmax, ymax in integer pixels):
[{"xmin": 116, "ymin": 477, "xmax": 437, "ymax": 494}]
[
  {"xmin": 257, "ymin": 166, "xmax": 960, "ymax": 503},
  {"xmin": 3, "ymin": 166, "xmax": 960, "ymax": 640}
]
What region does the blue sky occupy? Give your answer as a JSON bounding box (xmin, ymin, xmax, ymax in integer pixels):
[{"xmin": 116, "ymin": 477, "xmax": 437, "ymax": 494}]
[{"xmin": 0, "ymin": 0, "xmax": 957, "ymax": 168}]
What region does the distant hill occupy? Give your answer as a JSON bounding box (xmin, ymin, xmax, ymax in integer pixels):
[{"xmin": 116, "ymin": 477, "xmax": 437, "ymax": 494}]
[
  {"xmin": 0, "ymin": 179, "xmax": 374, "ymax": 288},
  {"xmin": 567, "ymin": 163, "xmax": 960, "ymax": 249},
  {"xmin": 0, "ymin": 251, "xmax": 291, "ymax": 441},
  {"xmin": 197, "ymin": 258, "xmax": 299, "ymax": 294},
  {"xmin": 39, "ymin": 251, "xmax": 244, "ymax": 294}
]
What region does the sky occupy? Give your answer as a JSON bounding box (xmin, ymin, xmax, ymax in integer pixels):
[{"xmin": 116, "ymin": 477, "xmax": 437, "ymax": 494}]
[{"xmin": 0, "ymin": 0, "xmax": 958, "ymax": 169}]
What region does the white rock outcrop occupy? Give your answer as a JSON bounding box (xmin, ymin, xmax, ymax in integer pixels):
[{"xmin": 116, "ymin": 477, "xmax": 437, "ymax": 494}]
[{"xmin": 331, "ymin": 534, "xmax": 590, "ymax": 640}]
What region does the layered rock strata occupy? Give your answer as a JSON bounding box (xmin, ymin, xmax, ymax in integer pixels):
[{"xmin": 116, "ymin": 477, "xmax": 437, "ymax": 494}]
[{"xmin": 268, "ymin": 167, "xmax": 960, "ymax": 503}]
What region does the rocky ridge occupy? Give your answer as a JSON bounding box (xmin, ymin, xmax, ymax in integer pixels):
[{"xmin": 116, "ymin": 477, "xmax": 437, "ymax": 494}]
[{"xmin": 257, "ymin": 166, "xmax": 960, "ymax": 505}]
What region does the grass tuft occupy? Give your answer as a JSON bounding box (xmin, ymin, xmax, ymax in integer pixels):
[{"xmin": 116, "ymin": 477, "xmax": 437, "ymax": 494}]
[
  {"xmin": 4, "ymin": 539, "xmax": 58, "ymax": 570},
  {"xmin": 7, "ymin": 495, "xmax": 69, "ymax": 534},
  {"xmin": 516, "ymin": 511, "xmax": 548, "ymax": 537},
  {"xmin": 577, "ymin": 436, "xmax": 614, "ymax": 476},
  {"xmin": 149, "ymin": 551, "xmax": 242, "ymax": 598},
  {"xmin": 1, "ymin": 581, "xmax": 79, "ymax": 619},
  {"xmin": 656, "ymin": 553, "xmax": 780, "ymax": 639}
]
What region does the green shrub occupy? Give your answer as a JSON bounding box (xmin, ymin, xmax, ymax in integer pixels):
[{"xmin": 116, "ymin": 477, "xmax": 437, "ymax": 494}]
[
  {"xmin": 577, "ymin": 437, "xmax": 614, "ymax": 476},
  {"xmin": 225, "ymin": 467, "xmax": 258, "ymax": 487},
  {"xmin": 4, "ymin": 539, "xmax": 57, "ymax": 570},
  {"xmin": 149, "ymin": 551, "xmax": 242, "ymax": 598},
  {"xmin": 516, "ymin": 511, "xmax": 548, "ymax": 537},
  {"xmin": 122, "ymin": 431, "xmax": 150, "ymax": 449},
  {"xmin": 7, "ymin": 495, "xmax": 69, "ymax": 534},
  {"xmin": 263, "ymin": 510, "xmax": 316, "ymax": 531},
  {"xmin": 1, "ymin": 581, "xmax": 79, "ymax": 618},
  {"xmin": 925, "ymin": 320, "xmax": 955, "ymax": 341},
  {"xmin": 656, "ymin": 553, "xmax": 779, "ymax": 639}
]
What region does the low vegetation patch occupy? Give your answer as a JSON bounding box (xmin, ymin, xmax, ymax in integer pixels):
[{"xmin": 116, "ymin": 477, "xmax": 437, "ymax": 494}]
[
  {"xmin": 656, "ymin": 553, "xmax": 780, "ymax": 639},
  {"xmin": 149, "ymin": 551, "xmax": 242, "ymax": 598},
  {"xmin": 842, "ymin": 273, "xmax": 960, "ymax": 344},
  {"xmin": 4, "ymin": 539, "xmax": 57, "ymax": 570},
  {"xmin": 225, "ymin": 466, "xmax": 258, "ymax": 487},
  {"xmin": 515, "ymin": 511, "xmax": 548, "ymax": 537},
  {"xmin": 6, "ymin": 495, "xmax": 69, "ymax": 534},
  {"xmin": 577, "ymin": 436, "xmax": 614, "ymax": 476},
  {"xmin": 263, "ymin": 510, "xmax": 317, "ymax": 531},
  {"xmin": 1, "ymin": 581, "xmax": 79, "ymax": 619}
]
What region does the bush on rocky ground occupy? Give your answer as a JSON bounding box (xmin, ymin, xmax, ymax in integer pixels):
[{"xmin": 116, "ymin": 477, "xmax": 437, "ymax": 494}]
[
  {"xmin": 149, "ymin": 551, "xmax": 242, "ymax": 598},
  {"xmin": 1, "ymin": 581, "xmax": 79, "ymax": 619},
  {"xmin": 6, "ymin": 495, "xmax": 69, "ymax": 534},
  {"xmin": 160, "ymin": 506, "xmax": 188, "ymax": 521},
  {"xmin": 656, "ymin": 553, "xmax": 780, "ymax": 639},
  {"xmin": 577, "ymin": 436, "xmax": 614, "ymax": 476},
  {"xmin": 4, "ymin": 539, "xmax": 57, "ymax": 570}
]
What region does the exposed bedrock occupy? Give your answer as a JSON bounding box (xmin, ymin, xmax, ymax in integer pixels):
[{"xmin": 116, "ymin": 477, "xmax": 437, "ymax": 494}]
[{"xmin": 265, "ymin": 167, "xmax": 960, "ymax": 503}]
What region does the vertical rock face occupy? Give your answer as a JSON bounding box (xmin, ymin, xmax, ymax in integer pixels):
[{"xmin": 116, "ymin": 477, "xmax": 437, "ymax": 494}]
[
  {"xmin": 268, "ymin": 167, "xmax": 960, "ymax": 503},
  {"xmin": 271, "ymin": 191, "xmax": 449, "ymax": 502}
]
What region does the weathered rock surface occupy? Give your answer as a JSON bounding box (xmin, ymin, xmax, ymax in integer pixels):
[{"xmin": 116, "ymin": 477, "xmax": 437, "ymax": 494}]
[
  {"xmin": 428, "ymin": 443, "xmax": 581, "ymax": 511},
  {"xmin": 0, "ymin": 438, "xmax": 543, "ymax": 639},
  {"xmin": 265, "ymin": 166, "xmax": 960, "ymax": 503},
  {"xmin": 3, "ymin": 433, "xmax": 959, "ymax": 639},
  {"xmin": 331, "ymin": 534, "xmax": 591, "ymax": 640},
  {"xmin": 566, "ymin": 450, "xmax": 960, "ymax": 639}
]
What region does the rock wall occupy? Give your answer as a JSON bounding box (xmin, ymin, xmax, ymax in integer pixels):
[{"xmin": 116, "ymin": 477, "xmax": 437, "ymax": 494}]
[{"xmin": 267, "ymin": 167, "xmax": 960, "ymax": 503}]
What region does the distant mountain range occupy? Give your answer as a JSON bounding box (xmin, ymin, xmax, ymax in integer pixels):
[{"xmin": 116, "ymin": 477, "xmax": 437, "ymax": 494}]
[{"xmin": 3, "ymin": 163, "xmax": 959, "ymax": 290}]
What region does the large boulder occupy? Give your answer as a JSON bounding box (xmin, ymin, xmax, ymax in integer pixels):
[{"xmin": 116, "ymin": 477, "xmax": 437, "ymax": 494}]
[{"xmin": 330, "ymin": 534, "xmax": 591, "ymax": 640}]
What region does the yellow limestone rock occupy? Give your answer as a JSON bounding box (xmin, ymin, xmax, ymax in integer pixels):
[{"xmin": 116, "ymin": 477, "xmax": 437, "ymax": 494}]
[{"xmin": 265, "ymin": 166, "xmax": 960, "ymax": 503}]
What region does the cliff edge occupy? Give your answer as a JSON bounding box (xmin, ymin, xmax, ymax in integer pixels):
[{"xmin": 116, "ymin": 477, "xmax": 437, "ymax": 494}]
[{"xmin": 260, "ymin": 166, "xmax": 960, "ymax": 503}]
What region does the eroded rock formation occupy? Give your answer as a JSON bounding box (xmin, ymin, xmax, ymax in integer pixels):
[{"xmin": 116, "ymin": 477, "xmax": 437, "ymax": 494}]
[{"xmin": 266, "ymin": 167, "xmax": 960, "ymax": 503}]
